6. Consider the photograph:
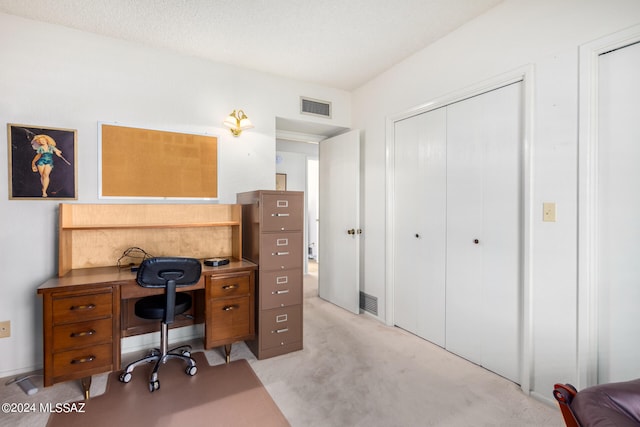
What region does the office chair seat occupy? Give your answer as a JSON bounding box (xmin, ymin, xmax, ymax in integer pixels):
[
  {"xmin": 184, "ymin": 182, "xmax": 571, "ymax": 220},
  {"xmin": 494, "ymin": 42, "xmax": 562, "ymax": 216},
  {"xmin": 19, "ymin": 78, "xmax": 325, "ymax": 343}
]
[
  {"xmin": 119, "ymin": 257, "xmax": 201, "ymax": 392},
  {"xmin": 135, "ymin": 292, "xmax": 192, "ymax": 320}
]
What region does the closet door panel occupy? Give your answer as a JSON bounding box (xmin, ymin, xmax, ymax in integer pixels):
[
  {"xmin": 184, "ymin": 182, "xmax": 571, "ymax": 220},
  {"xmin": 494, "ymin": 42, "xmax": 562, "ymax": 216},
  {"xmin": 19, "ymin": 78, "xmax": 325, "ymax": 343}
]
[
  {"xmin": 597, "ymin": 42, "xmax": 640, "ymax": 383},
  {"xmin": 445, "ymin": 94, "xmax": 485, "ymax": 364},
  {"xmin": 478, "ymin": 83, "xmax": 522, "ymax": 382},
  {"xmin": 393, "ymin": 108, "xmax": 446, "ymax": 346},
  {"xmin": 446, "ymin": 83, "xmax": 522, "ymax": 383}
]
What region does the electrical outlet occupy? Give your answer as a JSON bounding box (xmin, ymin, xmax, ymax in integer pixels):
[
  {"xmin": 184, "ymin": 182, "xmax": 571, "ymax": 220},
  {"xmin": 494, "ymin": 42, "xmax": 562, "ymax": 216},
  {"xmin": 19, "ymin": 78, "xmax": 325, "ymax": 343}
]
[{"xmin": 0, "ymin": 321, "xmax": 10, "ymax": 338}]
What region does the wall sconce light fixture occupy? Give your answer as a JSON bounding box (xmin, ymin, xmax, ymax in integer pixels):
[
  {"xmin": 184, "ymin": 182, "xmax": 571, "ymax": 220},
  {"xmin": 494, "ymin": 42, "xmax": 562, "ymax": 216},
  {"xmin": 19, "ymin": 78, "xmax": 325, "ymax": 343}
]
[{"xmin": 223, "ymin": 109, "xmax": 254, "ymax": 136}]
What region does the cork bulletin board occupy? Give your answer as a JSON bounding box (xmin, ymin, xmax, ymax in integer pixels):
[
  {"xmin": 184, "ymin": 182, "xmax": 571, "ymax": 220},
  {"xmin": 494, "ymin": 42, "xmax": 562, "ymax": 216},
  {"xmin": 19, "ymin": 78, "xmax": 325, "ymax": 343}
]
[{"xmin": 100, "ymin": 124, "xmax": 218, "ymax": 198}]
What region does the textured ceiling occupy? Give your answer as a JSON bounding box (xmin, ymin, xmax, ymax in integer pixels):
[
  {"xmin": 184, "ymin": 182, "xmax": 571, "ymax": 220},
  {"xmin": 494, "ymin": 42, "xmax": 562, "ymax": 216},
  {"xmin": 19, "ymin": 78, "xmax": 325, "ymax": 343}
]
[{"xmin": 0, "ymin": 0, "xmax": 503, "ymax": 91}]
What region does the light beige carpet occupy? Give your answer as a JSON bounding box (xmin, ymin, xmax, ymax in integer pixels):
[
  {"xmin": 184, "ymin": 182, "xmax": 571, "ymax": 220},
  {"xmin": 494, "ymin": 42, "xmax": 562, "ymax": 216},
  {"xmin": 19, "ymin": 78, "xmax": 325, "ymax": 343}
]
[{"xmin": 46, "ymin": 352, "xmax": 289, "ymax": 427}]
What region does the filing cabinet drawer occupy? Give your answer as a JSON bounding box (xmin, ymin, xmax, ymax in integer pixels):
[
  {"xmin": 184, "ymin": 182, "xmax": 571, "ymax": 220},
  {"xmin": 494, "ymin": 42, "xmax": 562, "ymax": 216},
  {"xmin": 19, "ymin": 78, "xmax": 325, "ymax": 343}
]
[
  {"xmin": 260, "ymin": 269, "xmax": 302, "ymax": 309},
  {"xmin": 52, "ymin": 343, "xmax": 113, "ymax": 378},
  {"xmin": 259, "ymin": 305, "xmax": 302, "ymax": 350},
  {"xmin": 53, "ymin": 318, "xmax": 113, "ymax": 352},
  {"xmin": 206, "ymin": 272, "xmax": 251, "ymax": 298},
  {"xmin": 261, "ymin": 194, "xmax": 303, "ymax": 232},
  {"xmin": 207, "ymin": 296, "xmax": 252, "ymax": 344},
  {"xmin": 260, "ymin": 232, "xmax": 303, "ymax": 271},
  {"xmin": 52, "ymin": 291, "xmax": 113, "ymax": 324}
]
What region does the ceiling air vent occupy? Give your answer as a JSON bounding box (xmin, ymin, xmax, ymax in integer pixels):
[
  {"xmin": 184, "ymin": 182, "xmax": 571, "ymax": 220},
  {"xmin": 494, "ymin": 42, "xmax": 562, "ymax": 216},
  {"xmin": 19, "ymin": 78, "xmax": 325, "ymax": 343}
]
[{"xmin": 300, "ymin": 97, "xmax": 332, "ymax": 118}]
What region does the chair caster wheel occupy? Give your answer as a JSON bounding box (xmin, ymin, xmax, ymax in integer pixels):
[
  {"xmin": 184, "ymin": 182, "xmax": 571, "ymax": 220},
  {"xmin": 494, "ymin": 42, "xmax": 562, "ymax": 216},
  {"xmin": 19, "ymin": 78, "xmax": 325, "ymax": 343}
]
[
  {"xmin": 149, "ymin": 380, "xmax": 160, "ymax": 392},
  {"xmin": 186, "ymin": 365, "xmax": 197, "ymax": 376},
  {"xmin": 119, "ymin": 372, "xmax": 132, "ymax": 383}
]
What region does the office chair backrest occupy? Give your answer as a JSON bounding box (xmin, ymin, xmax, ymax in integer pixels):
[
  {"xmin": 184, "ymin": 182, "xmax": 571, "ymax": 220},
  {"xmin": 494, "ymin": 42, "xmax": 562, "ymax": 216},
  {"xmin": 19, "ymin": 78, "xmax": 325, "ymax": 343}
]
[
  {"xmin": 136, "ymin": 257, "xmax": 202, "ymax": 324},
  {"xmin": 136, "ymin": 257, "xmax": 202, "ymax": 289}
]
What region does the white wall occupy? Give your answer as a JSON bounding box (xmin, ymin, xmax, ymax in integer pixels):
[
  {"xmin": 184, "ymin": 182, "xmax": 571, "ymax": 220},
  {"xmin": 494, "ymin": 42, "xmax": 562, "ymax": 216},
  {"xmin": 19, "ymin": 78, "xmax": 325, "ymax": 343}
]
[
  {"xmin": 352, "ymin": 0, "xmax": 640, "ymax": 402},
  {"xmin": 275, "ymin": 151, "xmax": 308, "ymax": 192},
  {"xmin": 0, "ymin": 12, "xmax": 350, "ymax": 377}
]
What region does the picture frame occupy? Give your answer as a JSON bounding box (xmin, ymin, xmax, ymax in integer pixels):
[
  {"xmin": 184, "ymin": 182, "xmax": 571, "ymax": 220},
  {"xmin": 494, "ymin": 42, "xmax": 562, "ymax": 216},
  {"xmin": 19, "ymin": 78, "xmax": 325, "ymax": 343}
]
[
  {"xmin": 7, "ymin": 124, "xmax": 77, "ymax": 199},
  {"xmin": 276, "ymin": 173, "xmax": 287, "ymax": 191}
]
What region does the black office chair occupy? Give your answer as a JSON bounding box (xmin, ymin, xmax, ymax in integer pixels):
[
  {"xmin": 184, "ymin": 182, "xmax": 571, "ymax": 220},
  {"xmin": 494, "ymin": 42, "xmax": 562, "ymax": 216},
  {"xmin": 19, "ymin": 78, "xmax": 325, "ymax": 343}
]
[{"xmin": 119, "ymin": 257, "xmax": 202, "ymax": 392}]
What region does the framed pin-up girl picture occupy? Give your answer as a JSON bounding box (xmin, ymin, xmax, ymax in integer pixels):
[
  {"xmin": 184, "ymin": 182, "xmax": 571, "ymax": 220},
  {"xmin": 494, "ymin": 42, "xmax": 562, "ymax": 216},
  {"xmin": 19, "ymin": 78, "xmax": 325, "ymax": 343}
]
[{"xmin": 7, "ymin": 124, "xmax": 77, "ymax": 199}]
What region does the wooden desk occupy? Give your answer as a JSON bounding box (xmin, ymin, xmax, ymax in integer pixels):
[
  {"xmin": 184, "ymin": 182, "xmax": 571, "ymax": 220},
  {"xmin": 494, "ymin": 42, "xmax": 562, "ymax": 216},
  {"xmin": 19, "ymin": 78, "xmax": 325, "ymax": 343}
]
[
  {"xmin": 37, "ymin": 203, "xmax": 256, "ymax": 398},
  {"xmin": 38, "ymin": 259, "xmax": 256, "ymax": 397}
]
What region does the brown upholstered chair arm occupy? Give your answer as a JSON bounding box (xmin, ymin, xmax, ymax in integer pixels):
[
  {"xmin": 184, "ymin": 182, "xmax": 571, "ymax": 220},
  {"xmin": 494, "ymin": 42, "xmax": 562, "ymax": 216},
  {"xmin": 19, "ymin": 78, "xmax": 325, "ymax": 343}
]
[{"xmin": 554, "ymin": 383, "xmax": 580, "ymax": 427}]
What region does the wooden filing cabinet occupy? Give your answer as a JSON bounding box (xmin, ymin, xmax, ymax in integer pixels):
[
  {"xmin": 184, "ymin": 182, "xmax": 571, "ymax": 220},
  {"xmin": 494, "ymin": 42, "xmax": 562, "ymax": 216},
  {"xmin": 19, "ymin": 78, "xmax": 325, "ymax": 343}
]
[
  {"xmin": 204, "ymin": 269, "xmax": 255, "ymax": 360},
  {"xmin": 40, "ymin": 285, "xmax": 120, "ymax": 388},
  {"xmin": 237, "ymin": 190, "xmax": 304, "ymax": 359}
]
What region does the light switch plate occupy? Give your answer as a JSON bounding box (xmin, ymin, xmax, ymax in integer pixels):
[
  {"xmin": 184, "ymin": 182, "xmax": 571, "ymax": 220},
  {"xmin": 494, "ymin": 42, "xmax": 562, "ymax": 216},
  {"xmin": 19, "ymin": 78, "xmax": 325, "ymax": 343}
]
[
  {"xmin": 0, "ymin": 321, "xmax": 10, "ymax": 338},
  {"xmin": 543, "ymin": 202, "xmax": 556, "ymax": 222}
]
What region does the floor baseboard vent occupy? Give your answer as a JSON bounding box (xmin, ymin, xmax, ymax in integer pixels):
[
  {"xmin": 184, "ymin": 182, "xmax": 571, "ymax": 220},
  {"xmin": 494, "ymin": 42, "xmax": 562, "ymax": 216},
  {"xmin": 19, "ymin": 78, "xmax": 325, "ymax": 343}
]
[{"xmin": 359, "ymin": 291, "xmax": 378, "ymax": 316}]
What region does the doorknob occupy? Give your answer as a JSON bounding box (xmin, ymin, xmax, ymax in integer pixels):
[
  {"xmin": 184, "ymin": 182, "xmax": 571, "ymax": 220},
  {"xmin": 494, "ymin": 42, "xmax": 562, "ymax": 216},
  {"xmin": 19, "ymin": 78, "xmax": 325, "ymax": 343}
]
[{"xmin": 474, "ymin": 239, "xmax": 480, "ymax": 244}]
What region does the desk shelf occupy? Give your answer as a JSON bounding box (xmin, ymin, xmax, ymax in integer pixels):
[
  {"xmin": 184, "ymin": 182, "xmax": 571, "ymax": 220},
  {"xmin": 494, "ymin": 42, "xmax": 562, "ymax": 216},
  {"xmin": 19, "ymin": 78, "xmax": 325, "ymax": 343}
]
[
  {"xmin": 62, "ymin": 222, "xmax": 240, "ymax": 230},
  {"xmin": 58, "ymin": 203, "xmax": 242, "ymax": 277}
]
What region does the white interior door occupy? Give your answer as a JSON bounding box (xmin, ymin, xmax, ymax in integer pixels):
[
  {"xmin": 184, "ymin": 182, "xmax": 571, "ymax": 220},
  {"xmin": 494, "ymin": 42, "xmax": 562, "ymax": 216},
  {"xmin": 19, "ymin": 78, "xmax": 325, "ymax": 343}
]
[
  {"xmin": 393, "ymin": 108, "xmax": 447, "ymax": 346},
  {"xmin": 597, "ymin": 41, "xmax": 640, "ymax": 383},
  {"xmin": 318, "ymin": 130, "xmax": 360, "ymax": 314},
  {"xmin": 446, "ymin": 82, "xmax": 522, "ymax": 383}
]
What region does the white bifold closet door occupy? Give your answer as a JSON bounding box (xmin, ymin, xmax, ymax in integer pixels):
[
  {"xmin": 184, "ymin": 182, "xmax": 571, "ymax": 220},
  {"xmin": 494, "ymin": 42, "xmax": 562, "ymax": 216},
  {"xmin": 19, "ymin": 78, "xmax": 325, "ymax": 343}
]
[
  {"xmin": 393, "ymin": 82, "xmax": 522, "ymax": 384},
  {"xmin": 597, "ymin": 41, "xmax": 640, "ymax": 383},
  {"xmin": 393, "ymin": 107, "xmax": 447, "ymax": 347},
  {"xmin": 445, "ymin": 82, "xmax": 522, "ymax": 384}
]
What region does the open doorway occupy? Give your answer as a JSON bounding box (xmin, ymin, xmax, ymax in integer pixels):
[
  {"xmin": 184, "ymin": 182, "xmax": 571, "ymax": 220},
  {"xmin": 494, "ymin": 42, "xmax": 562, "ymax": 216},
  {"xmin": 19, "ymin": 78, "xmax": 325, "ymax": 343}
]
[{"xmin": 275, "ymin": 117, "xmax": 347, "ymax": 275}]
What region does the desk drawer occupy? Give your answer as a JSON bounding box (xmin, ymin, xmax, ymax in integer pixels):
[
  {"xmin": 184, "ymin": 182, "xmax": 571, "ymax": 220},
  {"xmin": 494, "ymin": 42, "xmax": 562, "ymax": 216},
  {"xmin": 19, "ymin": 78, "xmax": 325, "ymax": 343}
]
[
  {"xmin": 206, "ymin": 273, "xmax": 251, "ymax": 298},
  {"xmin": 259, "ymin": 232, "xmax": 302, "ymax": 271},
  {"xmin": 52, "ymin": 318, "xmax": 113, "ymax": 352},
  {"xmin": 52, "ymin": 343, "xmax": 113, "ymax": 378},
  {"xmin": 206, "ymin": 296, "xmax": 252, "ymax": 344},
  {"xmin": 260, "ymin": 270, "xmax": 302, "ymax": 309},
  {"xmin": 259, "ymin": 305, "xmax": 302, "ymax": 351},
  {"xmin": 52, "ymin": 291, "xmax": 113, "ymax": 324}
]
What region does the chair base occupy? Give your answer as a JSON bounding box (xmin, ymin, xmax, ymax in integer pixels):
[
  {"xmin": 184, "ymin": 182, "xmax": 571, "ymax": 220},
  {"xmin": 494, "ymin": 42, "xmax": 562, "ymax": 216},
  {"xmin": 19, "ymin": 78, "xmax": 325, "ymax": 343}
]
[{"xmin": 119, "ymin": 323, "xmax": 197, "ymax": 392}]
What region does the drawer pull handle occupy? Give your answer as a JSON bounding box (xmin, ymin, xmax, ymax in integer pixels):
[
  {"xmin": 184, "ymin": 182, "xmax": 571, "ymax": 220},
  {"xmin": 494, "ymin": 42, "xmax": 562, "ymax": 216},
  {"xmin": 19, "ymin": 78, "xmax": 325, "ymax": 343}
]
[
  {"xmin": 276, "ymin": 200, "xmax": 289, "ymax": 208},
  {"xmin": 70, "ymin": 304, "xmax": 96, "ymax": 311},
  {"xmin": 272, "ymin": 289, "xmax": 290, "ymax": 295},
  {"xmin": 271, "ymin": 213, "xmax": 290, "ymax": 217},
  {"xmin": 222, "ymin": 284, "xmax": 238, "ymax": 290},
  {"xmin": 273, "ymin": 328, "xmax": 289, "ymax": 334},
  {"xmin": 222, "ymin": 305, "xmax": 239, "ymax": 311},
  {"xmin": 272, "ymin": 252, "xmax": 289, "ymax": 256},
  {"xmin": 70, "ymin": 329, "xmax": 96, "ymax": 338},
  {"xmin": 276, "ymin": 276, "xmax": 288, "ymax": 284},
  {"xmin": 70, "ymin": 355, "xmax": 96, "ymax": 364}
]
